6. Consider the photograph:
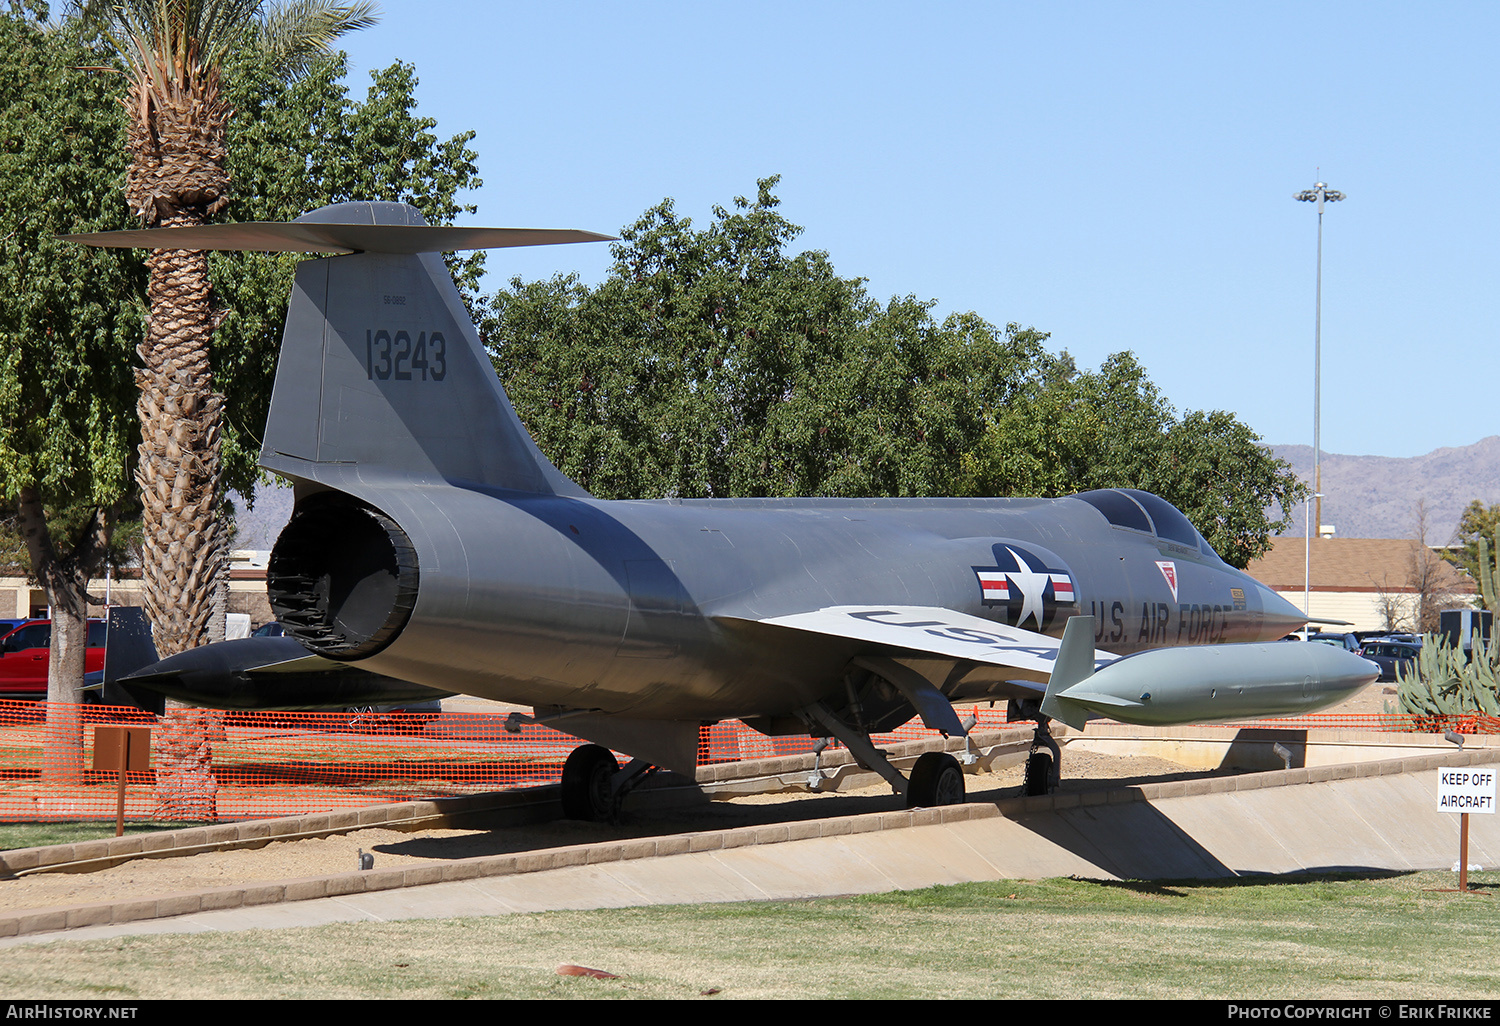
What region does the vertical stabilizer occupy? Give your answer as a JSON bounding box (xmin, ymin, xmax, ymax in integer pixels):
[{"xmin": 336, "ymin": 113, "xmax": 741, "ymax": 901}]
[
  {"xmin": 1039, "ymin": 615, "xmax": 1096, "ymax": 730},
  {"xmin": 259, "ymin": 202, "xmax": 588, "ymax": 496}
]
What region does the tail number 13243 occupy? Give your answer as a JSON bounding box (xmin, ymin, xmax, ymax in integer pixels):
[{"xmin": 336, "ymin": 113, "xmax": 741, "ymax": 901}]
[{"xmin": 366, "ymin": 329, "xmax": 448, "ymax": 381}]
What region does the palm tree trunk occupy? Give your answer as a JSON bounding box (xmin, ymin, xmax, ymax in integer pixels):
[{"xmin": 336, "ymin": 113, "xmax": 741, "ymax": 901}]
[
  {"xmin": 136, "ymin": 216, "xmax": 225, "ymax": 658},
  {"xmin": 136, "ymin": 214, "xmax": 225, "ymax": 820}
]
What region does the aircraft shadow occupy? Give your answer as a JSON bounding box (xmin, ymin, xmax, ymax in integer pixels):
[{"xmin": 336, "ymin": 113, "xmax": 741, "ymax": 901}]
[
  {"xmin": 371, "ymin": 766, "xmax": 1249, "ymax": 864},
  {"xmin": 1081, "ymin": 868, "xmax": 1418, "ymax": 898},
  {"xmin": 372, "ymin": 786, "xmax": 913, "ymax": 860}
]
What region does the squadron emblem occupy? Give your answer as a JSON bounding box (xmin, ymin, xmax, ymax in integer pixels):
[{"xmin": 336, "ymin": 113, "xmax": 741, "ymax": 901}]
[{"xmin": 1156, "ymin": 560, "xmax": 1179, "ymax": 602}]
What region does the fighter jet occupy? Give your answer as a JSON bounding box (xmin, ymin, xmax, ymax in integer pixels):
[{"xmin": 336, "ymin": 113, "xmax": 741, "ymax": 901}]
[{"xmin": 69, "ymin": 202, "xmax": 1377, "ymax": 818}]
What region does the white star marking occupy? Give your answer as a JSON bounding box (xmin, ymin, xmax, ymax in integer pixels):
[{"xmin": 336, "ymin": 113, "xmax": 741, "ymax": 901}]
[{"xmin": 1003, "ymin": 546, "xmax": 1050, "ymax": 630}]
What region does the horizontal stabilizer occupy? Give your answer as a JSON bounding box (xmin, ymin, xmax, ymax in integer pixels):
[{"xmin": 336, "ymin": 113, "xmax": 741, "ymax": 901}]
[
  {"xmin": 63, "ymin": 222, "xmax": 615, "ymax": 255},
  {"xmin": 126, "ymin": 651, "xmax": 345, "ymax": 678},
  {"xmin": 121, "ymin": 636, "xmax": 452, "ymax": 710}
]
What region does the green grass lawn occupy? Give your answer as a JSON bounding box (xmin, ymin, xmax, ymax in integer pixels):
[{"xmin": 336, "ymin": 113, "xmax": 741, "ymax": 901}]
[
  {"xmin": 0, "ymin": 821, "xmax": 197, "ymax": 850},
  {"xmin": 2, "ymin": 872, "xmax": 1495, "ymax": 1000}
]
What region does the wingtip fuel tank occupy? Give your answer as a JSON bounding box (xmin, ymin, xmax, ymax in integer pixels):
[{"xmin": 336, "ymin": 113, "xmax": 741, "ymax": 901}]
[{"xmin": 1045, "ymin": 637, "xmax": 1378, "ymax": 728}]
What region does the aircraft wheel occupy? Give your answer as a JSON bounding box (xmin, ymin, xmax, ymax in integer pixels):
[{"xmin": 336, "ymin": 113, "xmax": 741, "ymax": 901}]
[
  {"xmin": 560, "ymin": 744, "xmax": 619, "ymax": 821},
  {"xmin": 1023, "ymin": 750, "xmax": 1053, "ymax": 796},
  {"xmin": 906, "ymin": 751, "xmax": 966, "ymax": 808}
]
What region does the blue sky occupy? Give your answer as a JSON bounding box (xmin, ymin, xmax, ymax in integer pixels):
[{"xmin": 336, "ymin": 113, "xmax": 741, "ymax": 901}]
[{"xmin": 332, "ymin": 1, "xmax": 1498, "ymax": 460}]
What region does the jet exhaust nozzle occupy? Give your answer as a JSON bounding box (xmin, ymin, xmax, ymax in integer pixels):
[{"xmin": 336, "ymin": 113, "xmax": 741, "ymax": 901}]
[{"xmin": 268, "ymin": 494, "xmax": 419, "ymax": 660}]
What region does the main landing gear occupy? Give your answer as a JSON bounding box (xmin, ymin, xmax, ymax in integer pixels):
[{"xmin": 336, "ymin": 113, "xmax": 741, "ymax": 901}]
[
  {"xmin": 802, "ymin": 700, "xmax": 968, "ymax": 809},
  {"xmin": 906, "ymin": 751, "xmax": 967, "ymax": 808},
  {"xmin": 559, "ymin": 744, "xmax": 656, "ymax": 822}
]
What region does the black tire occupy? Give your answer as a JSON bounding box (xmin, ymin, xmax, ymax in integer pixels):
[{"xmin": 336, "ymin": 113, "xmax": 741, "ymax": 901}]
[
  {"xmin": 1023, "ymin": 750, "xmax": 1053, "ymax": 796},
  {"xmin": 906, "ymin": 751, "xmax": 966, "ymax": 808},
  {"xmin": 560, "ymin": 744, "xmax": 620, "ymax": 821}
]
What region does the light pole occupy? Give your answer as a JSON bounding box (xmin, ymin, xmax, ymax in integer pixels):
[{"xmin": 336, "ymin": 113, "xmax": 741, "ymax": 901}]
[
  {"xmin": 1304, "ymin": 492, "xmax": 1322, "ymax": 623},
  {"xmin": 1293, "ymin": 179, "xmax": 1344, "ymax": 542}
]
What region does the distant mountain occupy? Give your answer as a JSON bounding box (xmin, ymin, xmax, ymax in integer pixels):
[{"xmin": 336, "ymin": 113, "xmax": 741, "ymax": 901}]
[{"xmin": 1268, "ymin": 436, "xmax": 1500, "ymax": 543}]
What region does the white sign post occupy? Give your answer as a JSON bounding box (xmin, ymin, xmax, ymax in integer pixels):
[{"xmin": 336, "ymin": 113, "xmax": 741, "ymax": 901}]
[{"xmin": 1437, "ymin": 767, "xmax": 1496, "ymax": 895}]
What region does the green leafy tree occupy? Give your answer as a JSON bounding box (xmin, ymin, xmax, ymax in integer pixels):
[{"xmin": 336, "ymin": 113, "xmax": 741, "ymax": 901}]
[
  {"xmin": 1451, "ymin": 500, "xmax": 1500, "ymax": 607},
  {"xmin": 957, "ymin": 351, "xmax": 1303, "ymax": 567},
  {"xmin": 0, "ymin": 9, "xmax": 145, "ymax": 779},
  {"xmin": 486, "ymin": 179, "xmax": 1303, "ymax": 569},
  {"xmin": 486, "ymin": 178, "xmax": 1049, "ymax": 500},
  {"xmin": 1156, "ymin": 410, "xmax": 1306, "ymax": 569}
]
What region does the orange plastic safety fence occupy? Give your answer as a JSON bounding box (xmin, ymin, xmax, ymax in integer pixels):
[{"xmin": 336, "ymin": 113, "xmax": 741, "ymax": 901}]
[
  {"xmin": 0, "ymin": 701, "xmax": 1491, "ymax": 824},
  {"xmin": 1220, "ymin": 712, "xmax": 1500, "ymax": 734}
]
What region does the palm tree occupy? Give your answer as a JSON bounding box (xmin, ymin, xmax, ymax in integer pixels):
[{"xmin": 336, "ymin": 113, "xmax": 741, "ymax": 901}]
[
  {"xmin": 78, "ymin": 0, "xmax": 378, "ymax": 654},
  {"xmin": 75, "ymin": 0, "xmax": 378, "ymax": 817}
]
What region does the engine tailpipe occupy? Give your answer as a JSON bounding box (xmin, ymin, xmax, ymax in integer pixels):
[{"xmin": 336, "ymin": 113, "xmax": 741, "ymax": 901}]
[{"xmin": 268, "ymin": 494, "xmax": 419, "ymax": 660}]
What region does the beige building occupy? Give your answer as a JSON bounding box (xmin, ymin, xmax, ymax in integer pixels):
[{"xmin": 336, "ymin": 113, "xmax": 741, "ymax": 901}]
[
  {"xmin": 1244, "ymin": 536, "xmax": 1476, "ymax": 633},
  {"xmin": 0, "ymin": 552, "xmax": 273, "ymax": 626}
]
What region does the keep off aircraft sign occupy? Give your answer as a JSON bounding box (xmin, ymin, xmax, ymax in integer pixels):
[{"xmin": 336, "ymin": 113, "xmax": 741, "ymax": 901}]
[{"xmin": 1437, "ymin": 767, "xmax": 1497, "ymax": 814}]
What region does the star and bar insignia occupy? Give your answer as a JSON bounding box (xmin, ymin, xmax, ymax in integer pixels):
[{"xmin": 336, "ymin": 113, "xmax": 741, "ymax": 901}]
[{"xmin": 973, "ymin": 545, "xmax": 1077, "ymax": 630}]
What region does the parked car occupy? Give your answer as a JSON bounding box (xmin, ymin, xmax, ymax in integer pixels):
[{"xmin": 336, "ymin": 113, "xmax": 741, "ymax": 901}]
[
  {"xmin": 1359, "ymin": 639, "xmax": 1422, "ymax": 683},
  {"xmin": 0, "ymin": 619, "xmax": 107, "ymax": 697},
  {"xmin": 1308, "ymin": 632, "xmax": 1362, "ymax": 652}
]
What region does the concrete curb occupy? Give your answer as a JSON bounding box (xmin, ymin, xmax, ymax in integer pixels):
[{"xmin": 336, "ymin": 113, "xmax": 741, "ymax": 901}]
[
  {"xmin": 0, "ymin": 789, "xmax": 555, "ymax": 879},
  {"xmin": 4, "ymin": 739, "xmax": 1496, "ymax": 940},
  {"xmin": 0, "ymin": 802, "xmax": 1000, "ymax": 939}
]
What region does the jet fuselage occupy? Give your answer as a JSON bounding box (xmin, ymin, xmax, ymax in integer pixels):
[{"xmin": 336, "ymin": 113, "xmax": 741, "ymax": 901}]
[{"xmin": 269, "ymin": 481, "xmax": 1306, "ymax": 724}]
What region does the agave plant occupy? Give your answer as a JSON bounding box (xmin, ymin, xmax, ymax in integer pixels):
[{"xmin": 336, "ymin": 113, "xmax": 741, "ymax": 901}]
[{"xmin": 1395, "ymin": 631, "xmax": 1500, "ymax": 720}]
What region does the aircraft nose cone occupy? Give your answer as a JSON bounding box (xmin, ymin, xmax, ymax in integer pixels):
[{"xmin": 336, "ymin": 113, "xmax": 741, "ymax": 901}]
[{"xmin": 1255, "ymin": 581, "xmax": 1309, "ymax": 638}]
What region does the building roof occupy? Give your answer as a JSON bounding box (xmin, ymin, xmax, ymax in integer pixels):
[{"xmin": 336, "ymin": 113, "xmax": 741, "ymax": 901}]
[{"xmin": 1245, "ymin": 536, "xmax": 1476, "ymax": 594}]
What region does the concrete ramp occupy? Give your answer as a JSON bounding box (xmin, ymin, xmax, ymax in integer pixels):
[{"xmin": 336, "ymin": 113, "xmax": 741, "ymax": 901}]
[{"xmin": 4, "ymin": 748, "xmax": 1498, "ymax": 946}]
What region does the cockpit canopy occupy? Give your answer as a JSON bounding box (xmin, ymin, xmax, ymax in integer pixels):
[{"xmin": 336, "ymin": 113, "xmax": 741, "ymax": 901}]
[{"xmin": 1072, "ymin": 489, "xmax": 1221, "ymax": 560}]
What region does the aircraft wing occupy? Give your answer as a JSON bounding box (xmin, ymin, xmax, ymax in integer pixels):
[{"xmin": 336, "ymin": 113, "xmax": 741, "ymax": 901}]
[
  {"xmin": 742, "ymin": 605, "xmax": 1117, "ymax": 680},
  {"xmin": 715, "ymin": 606, "xmax": 1118, "ymax": 736}
]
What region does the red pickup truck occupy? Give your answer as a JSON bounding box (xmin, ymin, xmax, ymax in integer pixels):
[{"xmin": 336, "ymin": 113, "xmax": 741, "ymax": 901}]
[{"xmin": 0, "ymin": 619, "xmax": 106, "ymax": 697}]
